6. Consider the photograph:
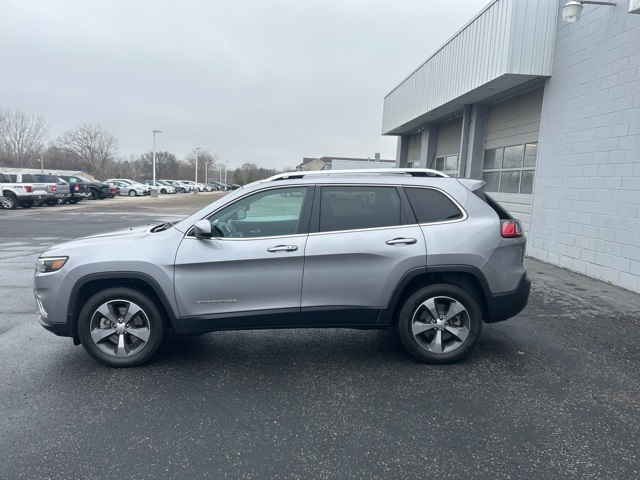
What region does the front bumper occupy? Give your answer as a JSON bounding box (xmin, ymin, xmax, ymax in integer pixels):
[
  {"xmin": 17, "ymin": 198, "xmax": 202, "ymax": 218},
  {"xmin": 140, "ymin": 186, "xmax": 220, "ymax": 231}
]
[{"xmin": 38, "ymin": 315, "xmax": 73, "ymax": 337}]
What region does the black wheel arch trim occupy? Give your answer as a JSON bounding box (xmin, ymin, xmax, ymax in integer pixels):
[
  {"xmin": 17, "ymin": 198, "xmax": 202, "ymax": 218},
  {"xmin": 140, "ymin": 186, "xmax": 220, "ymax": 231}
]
[
  {"xmin": 67, "ymin": 272, "xmax": 182, "ymax": 341},
  {"xmin": 377, "ymin": 267, "xmax": 428, "ymax": 325},
  {"xmin": 377, "ymin": 265, "xmax": 529, "ymax": 325}
]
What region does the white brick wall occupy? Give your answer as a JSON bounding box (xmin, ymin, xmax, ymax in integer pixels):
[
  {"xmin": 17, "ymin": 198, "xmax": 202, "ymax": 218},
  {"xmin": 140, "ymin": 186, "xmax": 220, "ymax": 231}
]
[{"xmin": 529, "ymin": 2, "xmax": 640, "ymax": 293}]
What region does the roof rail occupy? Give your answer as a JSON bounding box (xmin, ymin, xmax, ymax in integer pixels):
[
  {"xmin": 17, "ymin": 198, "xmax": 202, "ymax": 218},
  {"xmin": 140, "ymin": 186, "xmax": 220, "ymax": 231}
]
[{"xmin": 265, "ymin": 168, "xmax": 448, "ymax": 182}]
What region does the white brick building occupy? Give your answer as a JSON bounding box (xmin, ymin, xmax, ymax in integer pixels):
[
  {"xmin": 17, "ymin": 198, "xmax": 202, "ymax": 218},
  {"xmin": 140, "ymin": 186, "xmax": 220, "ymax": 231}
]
[{"xmin": 382, "ymin": 0, "xmax": 640, "ymax": 293}]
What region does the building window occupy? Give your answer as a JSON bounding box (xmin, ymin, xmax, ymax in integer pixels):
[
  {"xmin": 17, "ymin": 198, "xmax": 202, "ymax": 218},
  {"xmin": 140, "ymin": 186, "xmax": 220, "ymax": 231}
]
[
  {"xmin": 435, "ymin": 154, "xmax": 460, "ymax": 177},
  {"xmin": 482, "ymin": 143, "xmax": 537, "ymax": 194}
]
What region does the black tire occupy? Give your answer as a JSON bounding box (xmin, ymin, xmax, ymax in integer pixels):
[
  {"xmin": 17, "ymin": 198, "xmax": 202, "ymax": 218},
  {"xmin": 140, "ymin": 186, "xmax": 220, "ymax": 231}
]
[
  {"xmin": 77, "ymin": 287, "xmax": 167, "ymax": 367},
  {"xmin": 21, "ymin": 201, "xmax": 33, "ymax": 209},
  {"xmin": 90, "ymin": 189, "xmax": 98, "ymax": 200},
  {"xmin": 2, "ymin": 194, "xmax": 18, "ymax": 209},
  {"xmin": 160, "ymin": 188, "xmax": 167, "ymax": 194},
  {"xmin": 67, "ymin": 198, "xmax": 78, "ymax": 204},
  {"xmin": 397, "ymin": 283, "xmax": 482, "ymax": 364},
  {"xmin": 46, "ymin": 199, "xmax": 58, "ymax": 206},
  {"xmin": 128, "ymin": 189, "xmax": 137, "ymax": 197}
]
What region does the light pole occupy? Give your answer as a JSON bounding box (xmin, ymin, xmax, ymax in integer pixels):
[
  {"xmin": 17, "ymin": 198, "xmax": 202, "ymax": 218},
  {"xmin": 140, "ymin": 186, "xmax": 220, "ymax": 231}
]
[
  {"xmin": 224, "ymin": 160, "xmax": 229, "ymax": 185},
  {"xmin": 152, "ymin": 130, "xmax": 162, "ymax": 194},
  {"xmin": 195, "ymin": 147, "xmax": 202, "ymax": 184},
  {"xmin": 219, "ymin": 164, "xmax": 223, "ymax": 182}
]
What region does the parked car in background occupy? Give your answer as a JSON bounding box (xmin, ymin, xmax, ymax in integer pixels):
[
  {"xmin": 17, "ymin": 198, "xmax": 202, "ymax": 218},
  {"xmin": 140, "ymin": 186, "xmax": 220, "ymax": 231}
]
[
  {"xmin": 180, "ymin": 180, "xmax": 210, "ymax": 192},
  {"xmin": 160, "ymin": 180, "xmax": 192, "ymax": 193},
  {"xmin": 33, "ymin": 174, "xmax": 71, "ymax": 205},
  {"xmin": 107, "ymin": 185, "xmax": 120, "ymax": 198},
  {"xmin": 2, "ymin": 173, "xmax": 51, "ymax": 209},
  {"xmin": 34, "ymin": 168, "xmax": 530, "ymax": 367},
  {"xmin": 58, "ymin": 175, "xmax": 91, "ymax": 204},
  {"xmin": 0, "ymin": 172, "xmax": 9, "ymax": 205},
  {"xmin": 73, "ymin": 176, "xmax": 110, "ymax": 200},
  {"xmin": 104, "ymin": 180, "xmax": 149, "ymax": 197},
  {"xmin": 144, "ymin": 180, "xmax": 176, "ymax": 194}
]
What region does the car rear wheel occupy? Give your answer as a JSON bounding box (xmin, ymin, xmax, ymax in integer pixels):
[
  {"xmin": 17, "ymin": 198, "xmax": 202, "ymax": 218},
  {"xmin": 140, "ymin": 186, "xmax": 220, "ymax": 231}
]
[
  {"xmin": 77, "ymin": 287, "xmax": 166, "ymax": 367},
  {"xmin": 397, "ymin": 284, "xmax": 482, "ymax": 364}
]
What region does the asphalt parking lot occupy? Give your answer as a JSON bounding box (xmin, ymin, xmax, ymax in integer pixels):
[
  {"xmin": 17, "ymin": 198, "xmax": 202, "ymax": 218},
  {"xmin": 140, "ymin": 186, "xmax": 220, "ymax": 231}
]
[{"xmin": 1, "ymin": 193, "xmax": 639, "ymax": 479}]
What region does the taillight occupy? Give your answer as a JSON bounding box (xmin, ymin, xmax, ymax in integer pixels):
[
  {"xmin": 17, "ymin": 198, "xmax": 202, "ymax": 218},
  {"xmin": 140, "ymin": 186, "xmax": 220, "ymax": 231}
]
[
  {"xmin": 501, "ymin": 220, "xmax": 523, "ymax": 238},
  {"xmin": 74, "ymin": 184, "xmax": 79, "ymax": 191},
  {"xmin": 25, "ymin": 186, "xmax": 32, "ymax": 193},
  {"xmin": 50, "ymin": 185, "xmax": 57, "ymax": 192}
]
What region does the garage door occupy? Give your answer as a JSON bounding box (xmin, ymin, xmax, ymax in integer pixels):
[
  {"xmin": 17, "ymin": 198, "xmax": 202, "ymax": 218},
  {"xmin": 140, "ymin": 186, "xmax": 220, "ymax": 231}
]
[
  {"xmin": 435, "ymin": 117, "xmax": 463, "ymax": 176},
  {"xmin": 483, "ymin": 87, "xmax": 543, "ymax": 233}
]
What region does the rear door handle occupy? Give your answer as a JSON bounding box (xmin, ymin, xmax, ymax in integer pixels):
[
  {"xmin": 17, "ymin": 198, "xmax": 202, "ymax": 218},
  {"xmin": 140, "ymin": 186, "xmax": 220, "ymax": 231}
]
[
  {"xmin": 386, "ymin": 237, "xmax": 417, "ymax": 246},
  {"xmin": 267, "ymin": 245, "xmax": 299, "ymax": 252}
]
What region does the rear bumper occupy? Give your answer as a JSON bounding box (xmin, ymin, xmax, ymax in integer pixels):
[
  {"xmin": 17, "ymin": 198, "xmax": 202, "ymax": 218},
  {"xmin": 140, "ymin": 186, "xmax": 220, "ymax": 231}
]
[{"xmin": 485, "ymin": 272, "xmax": 531, "ymax": 323}]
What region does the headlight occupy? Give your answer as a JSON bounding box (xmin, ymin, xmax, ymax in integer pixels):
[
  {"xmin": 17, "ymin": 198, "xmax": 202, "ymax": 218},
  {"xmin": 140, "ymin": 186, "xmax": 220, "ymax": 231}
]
[{"xmin": 36, "ymin": 256, "xmax": 68, "ymax": 273}]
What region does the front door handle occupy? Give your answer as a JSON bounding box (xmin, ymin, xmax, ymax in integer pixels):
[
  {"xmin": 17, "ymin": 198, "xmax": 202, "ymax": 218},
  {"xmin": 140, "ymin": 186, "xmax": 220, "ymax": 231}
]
[
  {"xmin": 386, "ymin": 237, "xmax": 417, "ymax": 246},
  {"xmin": 267, "ymin": 245, "xmax": 299, "ymax": 252}
]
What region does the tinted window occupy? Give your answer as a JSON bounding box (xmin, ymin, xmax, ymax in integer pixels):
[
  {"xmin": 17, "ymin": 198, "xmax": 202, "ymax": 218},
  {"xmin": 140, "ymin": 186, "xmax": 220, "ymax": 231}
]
[
  {"xmin": 208, "ymin": 187, "xmax": 308, "ymax": 238},
  {"xmin": 405, "ymin": 187, "xmax": 463, "ymax": 223},
  {"xmin": 319, "ymin": 186, "xmax": 402, "ymax": 232}
]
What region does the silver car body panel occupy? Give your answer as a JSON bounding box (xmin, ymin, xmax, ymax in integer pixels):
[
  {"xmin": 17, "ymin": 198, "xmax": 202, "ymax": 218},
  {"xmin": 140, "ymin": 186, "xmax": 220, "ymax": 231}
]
[
  {"xmin": 174, "ymin": 234, "xmax": 307, "ymax": 319},
  {"xmin": 302, "ymin": 225, "xmax": 426, "ymax": 309}
]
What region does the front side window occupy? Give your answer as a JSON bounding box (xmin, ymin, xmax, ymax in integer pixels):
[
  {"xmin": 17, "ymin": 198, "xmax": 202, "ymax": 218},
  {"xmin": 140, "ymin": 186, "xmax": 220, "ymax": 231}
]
[
  {"xmin": 482, "ymin": 143, "xmax": 537, "ymax": 194},
  {"xmin": 319, "ymin": 186, "xmax": 402, "ymax": 232},
  {"xmin": 208, "ymin": 187, "xmax": 308, "ymax": 238}
]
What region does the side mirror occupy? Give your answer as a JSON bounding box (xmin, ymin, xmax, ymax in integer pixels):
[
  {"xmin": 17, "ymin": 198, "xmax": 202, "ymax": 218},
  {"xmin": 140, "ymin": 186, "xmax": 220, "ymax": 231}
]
[{"xmin": 193, "ymin": 219, "xmax": 213, "ymax": 239}]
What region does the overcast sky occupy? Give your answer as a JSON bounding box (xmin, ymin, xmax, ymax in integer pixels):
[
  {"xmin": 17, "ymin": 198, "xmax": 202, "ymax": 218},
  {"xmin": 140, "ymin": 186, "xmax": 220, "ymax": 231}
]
[{"xmin": 1, "ymin": 0, "xmax": 489, "ymax": 170}]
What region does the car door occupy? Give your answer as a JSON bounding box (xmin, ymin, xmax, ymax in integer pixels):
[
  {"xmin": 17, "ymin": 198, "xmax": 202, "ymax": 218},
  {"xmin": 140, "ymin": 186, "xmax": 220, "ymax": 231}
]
[
  {"xmin": 174, "ymin": 185, "xmax": 312, "ymax": 331},
  {"xmin": 301, "ymin": 185, "xmax": 427, "ymax": 326}
]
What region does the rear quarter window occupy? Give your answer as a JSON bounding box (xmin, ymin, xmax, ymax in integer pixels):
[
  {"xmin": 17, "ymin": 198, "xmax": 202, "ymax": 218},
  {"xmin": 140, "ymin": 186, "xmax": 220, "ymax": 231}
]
[{"xmin": 405, "ymin": 187, "xmax": 464, "ymax": 223}]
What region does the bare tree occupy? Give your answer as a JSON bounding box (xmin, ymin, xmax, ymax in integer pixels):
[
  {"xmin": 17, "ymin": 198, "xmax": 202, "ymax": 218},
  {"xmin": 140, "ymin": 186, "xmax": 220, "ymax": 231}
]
[
  {"xmin": 136, "ymin": 151, "xmax": 180, "ymax": 180},
  {"xmin": 183, "ymin": 149, "xmax": 219, "ymax": 182},
  {"xmin": 0, "ymin": 108, "xmax": 49, "ymax": 167},
  {"xmin": 55, "ymin": 124, "xmax": 118, "ymax": 178}
]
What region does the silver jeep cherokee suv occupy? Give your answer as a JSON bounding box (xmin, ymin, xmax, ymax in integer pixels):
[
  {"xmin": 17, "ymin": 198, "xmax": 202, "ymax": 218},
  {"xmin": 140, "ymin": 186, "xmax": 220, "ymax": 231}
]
[{"xmin": 34, "ymin": 169, "xmax": 530, "ymax": 367}]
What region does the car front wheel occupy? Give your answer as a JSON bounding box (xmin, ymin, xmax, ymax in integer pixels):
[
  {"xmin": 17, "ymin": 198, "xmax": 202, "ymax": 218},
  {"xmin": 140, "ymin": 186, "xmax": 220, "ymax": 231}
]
[
  {"xmin": 128, "ymin": 189, "xmax": 137, "ymax": 197},
  {"xmin": 1, "ymin": 194, "xmax": 18, "ymax": 209},
  {"xmin": 77, "ymin": 287, "xmax": 166, "ymax": 367},
  {"xmin": 397, "ymin": 284, "xmax": 482, "ymax": 364}
]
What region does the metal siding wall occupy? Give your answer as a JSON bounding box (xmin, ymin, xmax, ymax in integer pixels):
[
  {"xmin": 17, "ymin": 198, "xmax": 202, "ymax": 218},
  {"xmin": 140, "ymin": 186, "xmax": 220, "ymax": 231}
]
[
  {"xmin": 382, "ymin": 0, "xmax": 556, "ymax": 134},
  {"xmin": 484, "ymin": 88, "xmax": 544, "ymax": 150}
]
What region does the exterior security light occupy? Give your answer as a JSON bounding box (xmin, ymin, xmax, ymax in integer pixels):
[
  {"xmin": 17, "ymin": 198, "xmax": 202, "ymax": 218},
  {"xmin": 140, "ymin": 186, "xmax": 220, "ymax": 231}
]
[
  {"xmin": 562, "ymin": 1, "xmax": 617, "ymax": 23},
  {"xmin": 562, "ymin": 1, "xmax": 583, "ymax": 21}
]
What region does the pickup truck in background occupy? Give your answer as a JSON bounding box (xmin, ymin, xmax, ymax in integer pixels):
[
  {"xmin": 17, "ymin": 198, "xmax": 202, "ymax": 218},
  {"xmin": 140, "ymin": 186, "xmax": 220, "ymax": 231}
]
[
  {"xmin": 1, "ymin": 172, "xmax": 52, "ymax": 209},
  {"xmin": 34, "ymin": 174, "xmax": 71, "ymax": 205}
]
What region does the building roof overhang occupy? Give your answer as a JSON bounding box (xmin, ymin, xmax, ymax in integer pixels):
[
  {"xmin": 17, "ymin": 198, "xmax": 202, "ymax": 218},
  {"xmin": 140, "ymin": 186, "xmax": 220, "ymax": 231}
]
[{"xmin": 382, "ymin": 0, "xmax": 558, "ymax": 136}]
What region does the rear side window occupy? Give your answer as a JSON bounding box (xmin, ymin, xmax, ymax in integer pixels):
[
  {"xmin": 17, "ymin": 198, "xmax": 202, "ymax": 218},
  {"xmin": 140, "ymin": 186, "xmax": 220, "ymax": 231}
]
[
  {"xmin": 319, "ymin": 186, "xmax": 402, "ymax": 232},
  {"xmin": 405, "ymin": 187, "xmax": 464, "ymax": 223}
]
